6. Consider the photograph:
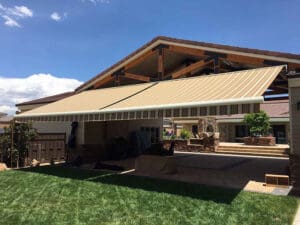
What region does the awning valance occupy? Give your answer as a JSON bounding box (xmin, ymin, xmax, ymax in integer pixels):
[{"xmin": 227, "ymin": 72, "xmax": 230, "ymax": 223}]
[{"xmin": 15, "ymin": 65, "xmax": 284, "ymax": 122}]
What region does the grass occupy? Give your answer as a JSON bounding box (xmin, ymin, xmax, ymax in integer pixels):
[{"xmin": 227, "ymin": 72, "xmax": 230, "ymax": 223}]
[{"xmin": 0, "ymin": 166, "xmax": 298, "ymax": 225}]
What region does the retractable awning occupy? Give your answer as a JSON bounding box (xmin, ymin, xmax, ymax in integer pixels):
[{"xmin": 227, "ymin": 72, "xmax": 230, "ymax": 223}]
[{"xmin": 15, "ymin": 65, "xmax": 285, "ymax": 122}]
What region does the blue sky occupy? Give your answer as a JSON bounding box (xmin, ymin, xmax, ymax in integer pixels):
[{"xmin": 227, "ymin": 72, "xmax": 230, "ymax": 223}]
[
  {"xmin": 1, "ymin": 0, "xmax": 300, "ymax": 80},
  {"xmin": 0, "ymin": 0, "xmax": 300, "ymax": 114}
]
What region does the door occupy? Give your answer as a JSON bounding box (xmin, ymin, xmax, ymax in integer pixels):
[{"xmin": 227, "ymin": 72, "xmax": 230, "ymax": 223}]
[{"xmin": 272, "ymin": 125, "xmax": 287, "ymax": 144}]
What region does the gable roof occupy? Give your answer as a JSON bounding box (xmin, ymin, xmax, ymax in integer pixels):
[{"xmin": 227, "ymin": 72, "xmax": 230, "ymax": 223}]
[{"xmin": 76, "ymin": 36, "xmax": 300, "ymax": 92}]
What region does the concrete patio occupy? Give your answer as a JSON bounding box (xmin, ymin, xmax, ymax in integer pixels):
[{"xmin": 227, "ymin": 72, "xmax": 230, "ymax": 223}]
[{"xmin": 121, "ymin": 152, "xmax": 291, "ymax": 195}]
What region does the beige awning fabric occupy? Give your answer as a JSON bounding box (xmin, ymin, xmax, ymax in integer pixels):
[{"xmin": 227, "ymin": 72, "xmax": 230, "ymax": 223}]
[
  {"xmin": 16, "ymin": 65, "xmax": 284, "ymax": 121},
  {"xmin": 17, "ymin": 82, "xmax": 154, "ymax": 116},
  {"xmin": 102, "ymin": 66, "xmax": 284, "ymax": 112}
]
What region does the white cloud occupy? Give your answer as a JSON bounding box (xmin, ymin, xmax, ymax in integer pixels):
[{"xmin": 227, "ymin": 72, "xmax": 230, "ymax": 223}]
[
  {"xmin": 2, "ymin": 15, "xmax": 20, "ymax": 27},
  {"xmin": 13, "ymin": 6, "xmax": 33, "ymax": 18},
  {"xmin": 50, "ymin": 12, "xmax": 68, "ymax": 22},
  {"xmin": 50, "ymin": 12, "xmax": 61, "ymax": 21},
  {"xmin": 0, "ymin": 74, "xmax": 83, "ymax": 115},
  {"xmin": 0, "ymin": 3, "xmax": 33, "ymax": 27},
  {"xmin": 81, "ymin": 0, "xmax": 110, "ymax": 4}
]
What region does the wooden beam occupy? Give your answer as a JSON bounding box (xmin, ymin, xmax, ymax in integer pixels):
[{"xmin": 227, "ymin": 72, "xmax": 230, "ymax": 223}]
[
  {"xmin": 124, "ymin": 50, "xmax": 157, "ymax": 70},
  {"xmin": 172, "ymin": 58, "xmax": 214, "ymax": 79},
  {"xmin": 226, "ymin": 54, "xmax": 265, "ymax": 65},
  {"xmin": 167, "ymin": 45, "xmax": 205, "ymax": 57},
  {"xmin": 93, "ymin": 75, "xmax": 114, "ymax": 88},
  {"xmin": 204, "ymin": 51, "xmax": 227, "ymax": 59},
  {"xmin": 168, "ymin": 44, "xmax": 300, "ymax": 72},
  {"xmin": 124, "ymin": 72, "xmax": 151, "ymax": 82}
]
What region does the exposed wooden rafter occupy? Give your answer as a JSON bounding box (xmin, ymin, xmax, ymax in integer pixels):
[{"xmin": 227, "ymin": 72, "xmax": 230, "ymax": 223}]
[
  {"xmin": 124, "ymin": 72, "xmax": 151, "ymax": 82},
  {"xmin": 93, "ymin": 75, "xmax": 114, "ymax": 88},
  {"xmin": 172, "ymin": 58, "xmax": 214, "ymax": 79},
  {"xmin": 124, "ymin": 50, "xmax": 157, "ymax": 70}
]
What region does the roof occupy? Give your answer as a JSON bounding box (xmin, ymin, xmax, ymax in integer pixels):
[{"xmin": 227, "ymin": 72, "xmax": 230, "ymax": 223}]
[
  {"xmin": 76, "ymin": 36, "xmax": 300, "ymax": 92},
  {"xmin": 0, "ymin": 112, "xmax": 7, "ymax": 117},
  {"xmin": 0, "ymin": 116, "xmax": 13, "ymax": 123},
  {"xmin": 16, "ymin": 66, "xmax": 283, "ymax": 117},
  {"xmin": 216, "ymin": 99, "xmax": 289, "ymax": 121},
  {"xmin": 16, "ymin": 92, "xmax": 75, "ymax": 106}
]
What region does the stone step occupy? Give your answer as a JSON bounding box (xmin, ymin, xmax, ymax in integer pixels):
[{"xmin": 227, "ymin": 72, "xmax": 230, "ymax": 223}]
[
  {"xmin": 217, "ymin": 147, "xmax": 288, "ymax": 153},
  {"xmin": 217, "ymin": 149, "xmax": 288, "ymax": 156},
  {"xmin": 218, "ymin": 145, "xmax": 289, "ymax": 150},
  {"xmin": 216, "ymin": 150, "xmax": 288, "ymax": 157}
]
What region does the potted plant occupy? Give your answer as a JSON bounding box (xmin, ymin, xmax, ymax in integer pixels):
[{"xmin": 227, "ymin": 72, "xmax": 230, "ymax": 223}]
[
  {"xmin": 180, "ymin": 129, "xmax": 192, "ymax": 140},
  {"xmin": 243, "ymin": 110, "xmax": 275, "ymax": 146}
]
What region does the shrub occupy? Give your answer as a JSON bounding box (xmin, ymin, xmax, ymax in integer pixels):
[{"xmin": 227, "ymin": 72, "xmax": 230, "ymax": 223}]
[
  {"xmin": 180, "ymin": 129, "xmax": 192, "ymax": 140},
  {"xmin": 0, "ymin": 122, "xmax": 37, "ymax": 167},
  {"xmin": 243, "ymin": 110, "xmax": 271, "ymax": 137}
]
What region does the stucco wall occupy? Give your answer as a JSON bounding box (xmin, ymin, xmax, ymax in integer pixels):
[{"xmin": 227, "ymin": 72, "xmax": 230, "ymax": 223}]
[
  {"xmin": 289, "ymin": 78, "xmax": 300, "ymax": 189},
  {"xmin": 290, "ymin": 86, "xmax": 300, "ymax": 154},
  {"xmin": 106, "ymin": 119, "xmax": 163, "ymax": 141},
  {"xmin": 84, "ymin": 119, "xmax": 163, "ymax": 143}
]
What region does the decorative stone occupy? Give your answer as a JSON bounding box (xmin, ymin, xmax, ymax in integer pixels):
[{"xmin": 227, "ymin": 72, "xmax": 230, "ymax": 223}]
[
  {"xmin": 0, "ymin": 163, "xmax": 8, "ymax": 171},
  {"xmin": 30, "ymin": 159, "xmax": 40, "ymax": 167}
]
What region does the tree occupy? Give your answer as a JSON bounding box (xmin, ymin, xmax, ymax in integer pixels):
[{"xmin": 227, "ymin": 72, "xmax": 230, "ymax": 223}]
[
  {"xmin": 0, "ymin": 121, "xmax": 37, "ymax": 167},
  {"xmin": 243, "ymin": 110, "xmax": 271, "ymax": 137}
]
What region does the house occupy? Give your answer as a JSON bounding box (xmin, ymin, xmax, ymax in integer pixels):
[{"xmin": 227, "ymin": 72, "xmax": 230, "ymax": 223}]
[
  {"xmin": 16, "ymin": 92, "xmax": 74, "ymax": 113},
  {"xmin": 171, "ymin": 99, "xmax": 289, "ymax": 144},
  {"xmin": 0, "ymin": 114, "xmax": 13, "ymax": 134},
  {"xmin": 15, "ymin": 36, "xmax": 300, "ymax": 164}
]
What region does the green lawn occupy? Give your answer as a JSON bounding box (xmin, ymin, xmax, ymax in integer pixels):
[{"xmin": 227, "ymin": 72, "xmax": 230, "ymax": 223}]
[{"xmin": 0, "ymin": 166, "xmax": 298, "ymax": 225}]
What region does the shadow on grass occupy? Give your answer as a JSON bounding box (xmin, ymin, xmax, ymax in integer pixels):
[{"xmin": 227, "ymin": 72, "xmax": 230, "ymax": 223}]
[{"xmin": 20, "ymin": 165, "xmax": 241, "ymax": 204}]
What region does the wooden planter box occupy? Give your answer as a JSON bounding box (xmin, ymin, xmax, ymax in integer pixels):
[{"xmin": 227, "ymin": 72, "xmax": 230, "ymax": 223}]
[{"xmin": 244, "ymin": 136, "xmax": 276, "ymax": 146}]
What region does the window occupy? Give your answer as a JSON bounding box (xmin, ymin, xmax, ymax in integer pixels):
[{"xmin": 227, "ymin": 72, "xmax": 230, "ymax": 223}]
[
  {"xmin": 271, "ymin": 125, "xmax": 287, "ymax": 144},
  {"xmin": 235, "ymin": 125, "xmax": 249, "ymax": 138}
]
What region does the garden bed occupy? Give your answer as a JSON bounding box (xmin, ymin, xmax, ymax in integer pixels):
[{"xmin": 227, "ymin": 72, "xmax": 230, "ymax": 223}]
[{"xmin": 244, "ymin": 136, "xmax": 276, "ymax": 146}]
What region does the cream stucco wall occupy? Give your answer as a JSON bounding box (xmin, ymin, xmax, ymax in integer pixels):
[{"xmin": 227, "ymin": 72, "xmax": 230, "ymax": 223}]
[
  {"xmin": 289, "ymin": 77, "xmax": 300, "ymax": 189},
  {"xmin": 84, "ymin": 118, "xmax": 163, "ymax": 145}
]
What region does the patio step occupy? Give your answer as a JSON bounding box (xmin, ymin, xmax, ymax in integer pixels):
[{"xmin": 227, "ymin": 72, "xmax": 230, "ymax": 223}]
[{"xmin": 216, "ymin": 145, "xmax": 289, "ymax": 157}]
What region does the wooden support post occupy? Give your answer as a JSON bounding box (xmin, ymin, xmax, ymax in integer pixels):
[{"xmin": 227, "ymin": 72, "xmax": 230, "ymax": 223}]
[
  {"xmin": 114, "ymin": 74, "xmax": 120, "ymax": 86},
  {"xmin": 158, "ymin": 48, "xmax": 164, "ymax": 80},
  {"xmin": 152, "ymin": 44, "xmax": 168, "ymax": 80},
  {"xmin": 112, "ymin": 68, "xmax": 124, "ymax": 87},
  {"xmin": 10, "ymin": 119, "xmax": 14, "ymax": 168},
  {"xmin": 214, "ymin": 57, "xmax": 219, "ymax": 74}
]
